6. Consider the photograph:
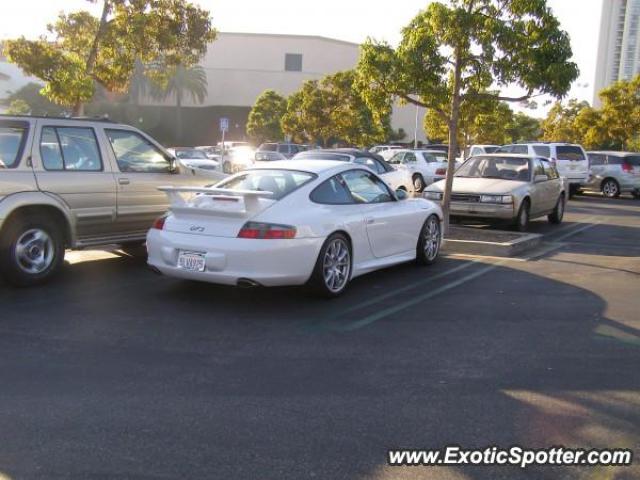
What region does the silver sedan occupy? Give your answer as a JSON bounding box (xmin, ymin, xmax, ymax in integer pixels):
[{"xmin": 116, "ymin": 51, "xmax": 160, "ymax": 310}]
[{"xmin": 423, "ymin": 154, "xmax": 567, "ymax": 231}]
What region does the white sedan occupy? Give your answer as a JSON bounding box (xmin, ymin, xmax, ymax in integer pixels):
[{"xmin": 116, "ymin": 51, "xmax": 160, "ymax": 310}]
[
  {"xmin": 388, "ymin": 149, "xmax": 461, "ymax": 192},
  {"xmin": 147, "ymin": 160, "xmax": 443, "ymax": 296}
]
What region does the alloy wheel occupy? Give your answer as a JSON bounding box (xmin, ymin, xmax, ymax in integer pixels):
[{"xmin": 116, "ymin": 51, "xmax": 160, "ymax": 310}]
[
  {"xmin": 603, "ymin": 180, "xmax": 618, "ymax": 197},
  {"xmin": 423, "ymin": 216, "xmax": 441, "ymax": 261},
  {"xmin": 14, "ymin": 228, "xmax": 55, "ymax": 274},
  {"xmin": 322, "ymin": 238, "xmax": 351, "ymax": 293}
]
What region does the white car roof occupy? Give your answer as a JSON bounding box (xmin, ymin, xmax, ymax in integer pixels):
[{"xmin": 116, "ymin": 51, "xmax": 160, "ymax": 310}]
[
  {"xmin": 248, "ymin": 159, "xmax": 360, "ymax": 175},
  {"xmin": 471, "ymin": 153, "xmax": 536, "ymax": 159}
]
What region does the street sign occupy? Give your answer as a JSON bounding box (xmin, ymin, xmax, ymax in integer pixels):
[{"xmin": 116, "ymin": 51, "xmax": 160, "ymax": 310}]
[{"xmin": 219, "ymin": 117, "xmax": 229, "ymax": 133}]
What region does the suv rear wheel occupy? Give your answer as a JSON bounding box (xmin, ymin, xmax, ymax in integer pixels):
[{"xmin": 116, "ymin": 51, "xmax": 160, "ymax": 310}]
[
  {"xmin": 602, "ymin": 178, "xmax": 620, "ymax": 198},
  {"xmin": 0, "ymin": 215, "xmax": 65, "ymax": 286}
]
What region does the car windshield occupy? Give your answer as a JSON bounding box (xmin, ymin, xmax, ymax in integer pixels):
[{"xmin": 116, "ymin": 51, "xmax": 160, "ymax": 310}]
[
  {"xmin": 456, "ymin": 156, "xmax": 531, "ymax": 181},
  {"xmin": 176, "ymin": 149, "xmax": 207, "ymax": 159},
  {"xmin": 215, "ymin": 169, "xmax": 315, "ymax": 200},
  {"xmin": 0, "ymin": 124, "xmax": 28, "ymax": 168},
  {"xmin": 293, "ymin": 152, "xmax": 352, "ymax": 162}
]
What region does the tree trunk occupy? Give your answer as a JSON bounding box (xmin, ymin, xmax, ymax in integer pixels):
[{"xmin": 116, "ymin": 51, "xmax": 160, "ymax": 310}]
[
  {"xmin": 441, "ymin": 51, "xmax": 464, "ymax": 234},
  {"xmin": 176, "ymin": 91, "xmax": 183, "ymax": 144},
  {"xmin": 72, "ymin": 0, "xmax": 110, "ymax": 116}
]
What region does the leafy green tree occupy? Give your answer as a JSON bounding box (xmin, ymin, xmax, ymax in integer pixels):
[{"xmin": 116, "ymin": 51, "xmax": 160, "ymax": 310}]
[
  {"xmin": 4, "ymin": 0, "xmax": 215, "ymax": 115},
  {"xmin": 6, "ymin": 99, "xmax": 30, "ymax": 115},
  {"xmin": 282, "ymin": 70, "xmax": 389, "ymax": 147},
  {"xmin": 152, "ymin": 64, "xmax": 208, "ymax": 143},
  {"xmin": 505, "ymin": 112, "xmax": 541, "ymax": 143},
  {"xmin": 597, "ymin": 76, "xmax": 640, "ymax": 150},
  {"xmin": 541, "ymin": 99, "xmax": 588, "ymax": 143},
  {"xmin": 424, "ymin": 97, "xmax": 514, "ymax": 148},
  {"xmin": 246, "ymin": 90, "xmax": 287, "ymax": 144},
  {"xmin": 356, "ymin": 0, "xmax": 578, "ymax": 230},
  {"xmin": 3, "ymin": 82, "xmax": 66, "ymax": 116}
]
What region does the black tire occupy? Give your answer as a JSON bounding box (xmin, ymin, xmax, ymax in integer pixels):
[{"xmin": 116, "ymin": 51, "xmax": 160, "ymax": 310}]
[
  {"xmin": 416, "ymin": 214, "xmax": 441, "ymax": 265},
  {"xmin": 0, "ymin": 214, "xmax": 65, "ymax": 287},
  {"xmin": 568, "ymin": 184, "xmax": 579, "ymax": 199},
  {"xmin": 308, "ymin": 233, "xmax": 352, "ymax": 297},
  {"xmin": 120, "ymin": 242, "xmax": 147, "ymax": 259},
  {"xmin": 548, "ymin": 194, "xmax": 565, "ymax": 224},
  {"xmin": 514, "ymin": 199, "xmax": 530, "ymax": 232},
  {"xmin": 412, "ymin": 174, "xmax": 425, "ymax": 193},
  {"xmin": 601, "ymin": 178, "xmax": 620, "ymax": 198}
]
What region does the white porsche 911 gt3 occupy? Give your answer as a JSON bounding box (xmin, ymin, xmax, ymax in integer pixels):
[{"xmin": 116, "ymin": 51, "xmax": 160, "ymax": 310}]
[{"xmin": 146, "ymin": 160, "xmax": 443, "ymax": 296}]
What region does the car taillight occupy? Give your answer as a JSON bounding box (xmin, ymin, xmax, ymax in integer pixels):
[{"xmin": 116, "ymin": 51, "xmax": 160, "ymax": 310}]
[
  {"xmin": 151, "ymin": 215, "xmax": 167, "ymax": 230},
  {"xmin": 622, "ymin": 162, "xmax": 634, "ymax": 173},
  {"xmin": 435, "ymin": 168, "xmax": 447, "ymax": 175},
  {"xmin": 238, "ymin": 222, "xmax": 296, "ymax": 239}
]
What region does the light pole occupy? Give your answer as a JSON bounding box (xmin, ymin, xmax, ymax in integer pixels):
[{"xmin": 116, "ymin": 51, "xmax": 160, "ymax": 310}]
[{"xmin": 414, "ymin": 104, "xmax": 420, "ymax": 149}]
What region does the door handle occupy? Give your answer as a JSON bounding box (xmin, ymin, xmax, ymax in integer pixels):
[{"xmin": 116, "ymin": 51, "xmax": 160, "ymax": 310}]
[
  {"xmin": 118, "ymin": 178, "xmax": 130, "ymax": 185},
  {"xmin": 365, "ymin": 217, "xmax": 375, "ymax": 225}
]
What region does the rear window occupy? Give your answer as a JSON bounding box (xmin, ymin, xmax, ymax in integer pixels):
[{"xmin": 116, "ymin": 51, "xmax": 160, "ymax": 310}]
[
  {"xmin": 259, "ymin": 143, "xmax": 278, "ymax": 152},
  {"xmin": 0, "ymin": 122, "xmax": 28, "ymax": 168},
  {"xmin": 216, "ymin": 169, "xmax": 315, "ymax": 200},
  {"xmin": 533, "ymin": 145, "xmax": 551, "ymax": 157},
  {"xmin": 293, "ymin": 152, "xmax": 351, "ymax": 162},
  {"xmin": 484, "ymin": 146, "xmax": 499, "ymax": 154},
  {"xmin": 556, "ymin": 146, "xmax": 585, "ymax": 161}
]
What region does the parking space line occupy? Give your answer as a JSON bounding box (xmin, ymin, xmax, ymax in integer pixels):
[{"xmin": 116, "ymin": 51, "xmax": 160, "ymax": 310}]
[
  {"xmin": 337, "ymin": 259, "xmax": 480, "ymax": 315},
  {"xmin": 333, "ymin": 260, "xmax": 505, "ymax": 332},
  {"xmin": 328, "ymin": 216, "xmax": 605, "ymax": 333}
]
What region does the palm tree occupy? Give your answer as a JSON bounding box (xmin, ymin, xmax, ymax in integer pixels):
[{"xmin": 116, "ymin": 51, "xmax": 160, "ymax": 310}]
[
  {"xmin": 128, "ymin": 59, "xmax": 153, "ymax": 106},
  {"xmin": 153, "ymin": 64, "xmax": 208, "ymax": 143}
]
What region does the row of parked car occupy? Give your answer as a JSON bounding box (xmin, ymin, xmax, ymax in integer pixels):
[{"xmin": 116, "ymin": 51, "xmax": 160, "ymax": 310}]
[{"xmin": 0, "ymin": 114, "xmax": 637, "ymax": 293}]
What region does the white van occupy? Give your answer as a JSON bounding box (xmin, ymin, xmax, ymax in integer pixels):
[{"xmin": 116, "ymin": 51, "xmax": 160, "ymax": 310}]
[{"xmin": 495, "ymin": 143, "xmax": 589, "ymax": 196}]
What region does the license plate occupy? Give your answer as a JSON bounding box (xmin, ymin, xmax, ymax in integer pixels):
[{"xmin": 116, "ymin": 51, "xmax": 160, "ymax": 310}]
[{"xmin": 178, "ymin": 251, "xmax": 206, "ymax": 272}]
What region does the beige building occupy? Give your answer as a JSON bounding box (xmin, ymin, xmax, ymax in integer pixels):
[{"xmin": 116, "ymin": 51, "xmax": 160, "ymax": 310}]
[
  {"xmin": 594, "ymin": 0, "xmax": 640, "ymax": 105},
  {"xmin": 144, "ymin": 32, "xmax": 426, "ymax": 145}
]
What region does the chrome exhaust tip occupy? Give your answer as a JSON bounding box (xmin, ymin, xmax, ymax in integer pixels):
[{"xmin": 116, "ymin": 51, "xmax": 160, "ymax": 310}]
[{"xmin": 237, "ymin": 278, "xmax": 261, "ymax": 288}]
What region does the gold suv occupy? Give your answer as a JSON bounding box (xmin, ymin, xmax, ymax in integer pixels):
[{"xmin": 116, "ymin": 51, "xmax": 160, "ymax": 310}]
[{"xmin": 0, "ymin": 115, "xmax": 221, "ymax": 286}]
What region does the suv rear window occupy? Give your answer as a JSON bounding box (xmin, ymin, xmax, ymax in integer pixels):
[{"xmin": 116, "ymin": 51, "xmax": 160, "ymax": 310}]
[
  {"xmin": 0, "ymin": 122, "xmax": 28, "ymax": 169},
  {"xmin": 556, "ymin": 146, "xmax": 585, "ymax": 161}
]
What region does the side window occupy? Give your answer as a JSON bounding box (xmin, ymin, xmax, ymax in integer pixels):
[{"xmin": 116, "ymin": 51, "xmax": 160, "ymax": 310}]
[
  {"xmin": 511, "ymin": 145, "xmax": 528, "ymax": 154},
  {"xmin": 40, "ymin": 126, "xmax": 102, "ymax": 171},
  {"xmin": 422, "ymin": 153, "xmax": 437, "ymax": 163},
  {"xmin": 355, "ymin": 157, "xmax": 385, "ymax": 175},
  {"xmin": 309, "ymin": 175, "xmax": 354, "ymax": 205},
  {"xmin": 533, "ymin": 145, "xmax": 551, "ymax": 158},
  {"xmin": 277, "ymin": 144, "xmax": 289, "ymax": 154},
  {"xmin": 342, "ymin": 170, "xmax": 393, "ymax": 204},
  {"xmin": 588, "ymin": 154, "xmax": 605, "ymax": 165},
  {"xmin": 607, "ymin": 155, "xmax": 624, "ymax": 165},
  {"xmin": 387, "ymin": 152, "xmax": 404, "ymax": 165},
  {"xmin": 470, "ymin": 147, "xmax": 481, "ymax": 156},
  {"xmin": 403, "ymin": 152, "xmax": 417, "ymax": 164},
  {"xmin": 105, "ymin": 129, "xmax": 171, "ymax": 173},
  {"xmin": 541, "ymin": 159, "xmax": 558, "ymax": 179},
  {"xmin": 533, "ymin": 159, "xmax": 546, "ymax": 178}
]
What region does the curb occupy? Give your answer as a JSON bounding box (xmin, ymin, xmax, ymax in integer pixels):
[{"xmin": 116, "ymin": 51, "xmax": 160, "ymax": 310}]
[{"xmin": 441, "ymin": 228, "xmax": 543, "ymax": 257}]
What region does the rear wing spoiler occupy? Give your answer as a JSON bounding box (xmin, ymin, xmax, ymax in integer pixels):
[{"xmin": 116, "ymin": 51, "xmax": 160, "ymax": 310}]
[{"xmin": 158, "ymin": 186, "xmax": 274, "ymax": 217}]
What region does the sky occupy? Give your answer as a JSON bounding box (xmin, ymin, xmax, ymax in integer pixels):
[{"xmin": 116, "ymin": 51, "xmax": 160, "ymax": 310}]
[{"xmin": 0, "ymin": 0, "xmax": 603, "ymax": 116}]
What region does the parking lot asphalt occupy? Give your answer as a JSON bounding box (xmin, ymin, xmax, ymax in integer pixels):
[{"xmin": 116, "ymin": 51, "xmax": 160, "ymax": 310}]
[{"xmin": 0, "ymin": 193, "xmax": 639, "ymax": 480}]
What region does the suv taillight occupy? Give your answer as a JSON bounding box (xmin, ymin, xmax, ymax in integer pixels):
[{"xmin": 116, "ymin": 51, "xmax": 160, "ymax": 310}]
[
  {"xmin": 238, "ymin": 222, "xmax": 296, "ymax": 239},
  {"xmin": 435, "ymin": 168, "xmax": 447, "ymax": 175},
  {"xmin": 622, "ymin": 162, "xmax": 634, "ymax": 173}
]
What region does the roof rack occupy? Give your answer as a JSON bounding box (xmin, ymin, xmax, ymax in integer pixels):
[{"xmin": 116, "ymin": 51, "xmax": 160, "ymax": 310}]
[{"xmin": 0, "ymin": 113, "xmax": 116, "ymax": 123}]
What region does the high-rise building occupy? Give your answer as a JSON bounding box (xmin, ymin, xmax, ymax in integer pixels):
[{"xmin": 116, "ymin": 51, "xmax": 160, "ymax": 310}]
[{"xmin": 594, "ymin": 0, "xmax": 640, "ymax": 105}]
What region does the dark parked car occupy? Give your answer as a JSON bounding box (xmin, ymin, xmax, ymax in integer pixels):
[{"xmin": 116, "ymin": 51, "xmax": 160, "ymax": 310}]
[{"xmin": 257, "ymin": 142, "xmax": 309, "ymax": 159}]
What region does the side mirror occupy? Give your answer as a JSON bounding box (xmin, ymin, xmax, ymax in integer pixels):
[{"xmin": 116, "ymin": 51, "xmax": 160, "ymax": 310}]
[
  {"xmin": 395, "ymin": 188, "xmax": 409, "ymax": 200},
  {"xmin": 534, "ymin": 174, "xmax": 548, "ymax": 183}
]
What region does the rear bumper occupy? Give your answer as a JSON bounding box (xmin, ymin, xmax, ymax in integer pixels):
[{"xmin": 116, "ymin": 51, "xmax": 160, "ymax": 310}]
[{"xmin": 146, "ymin": 229, "xmax": 323, "ymax": 287}]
